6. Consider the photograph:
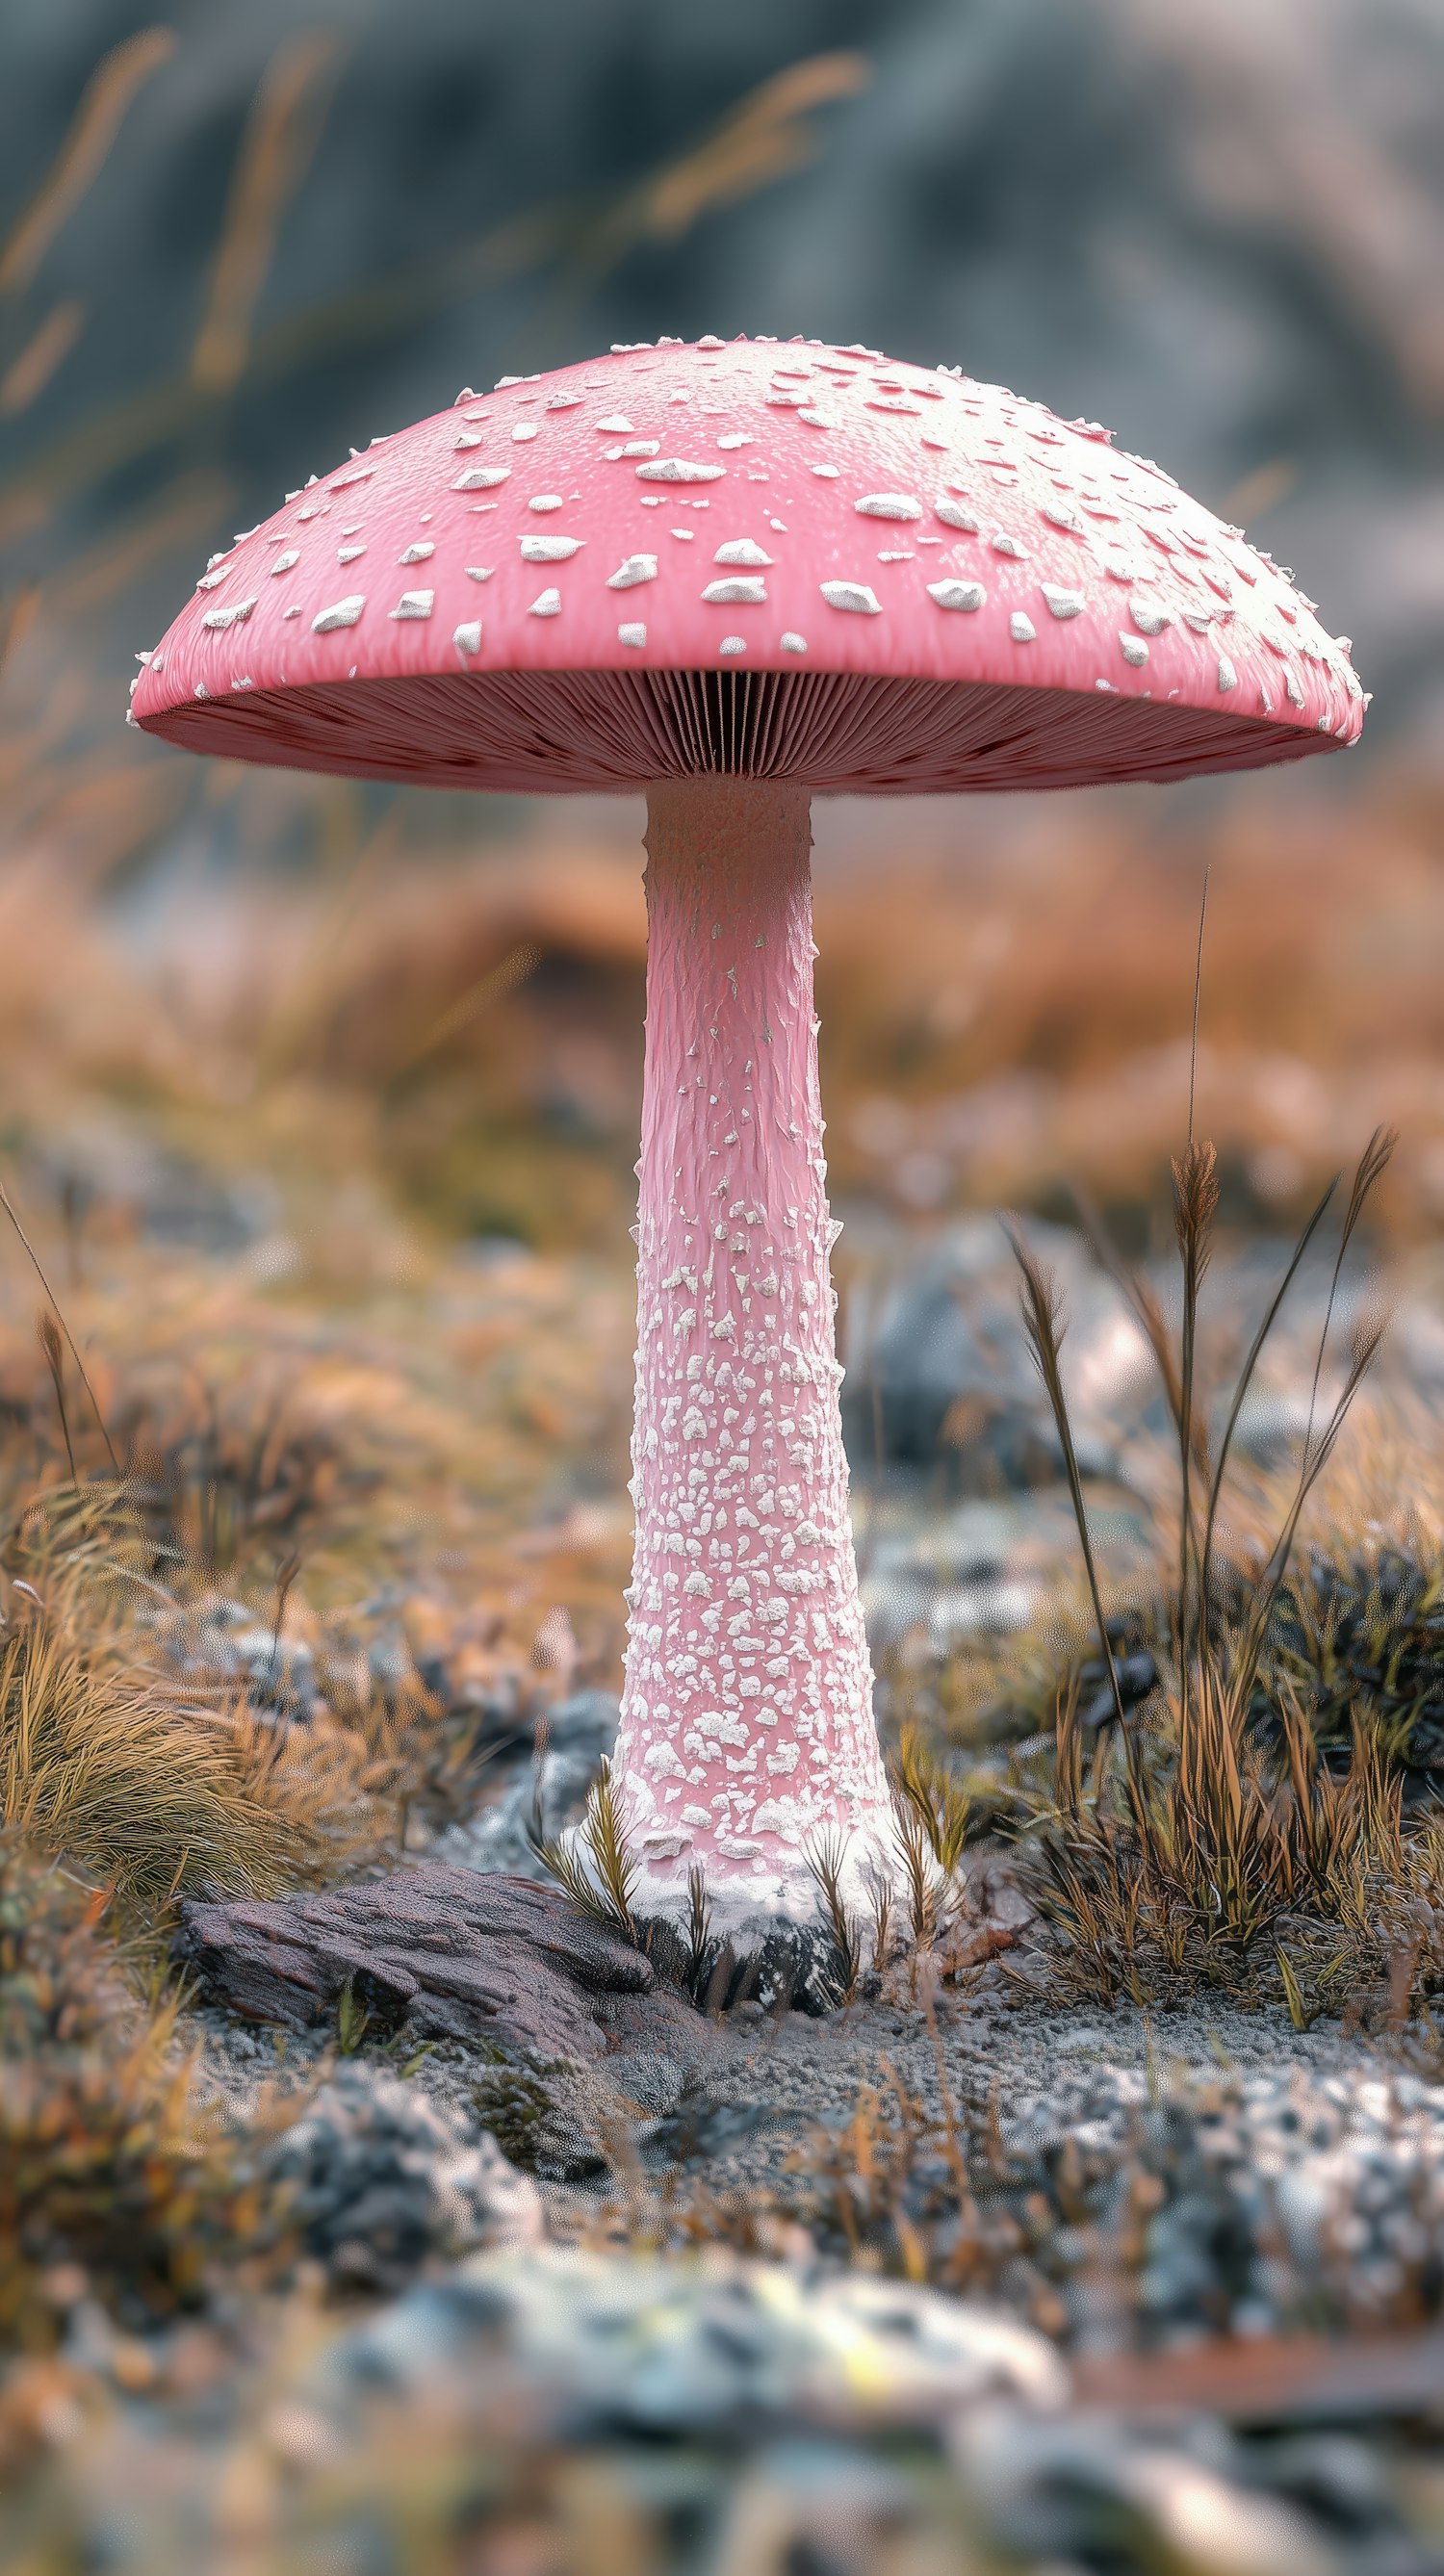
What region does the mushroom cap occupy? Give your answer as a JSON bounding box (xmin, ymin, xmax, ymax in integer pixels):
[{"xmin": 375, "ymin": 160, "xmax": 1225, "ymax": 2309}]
[{"xmin": 131, "ymin": 337, "xmax": 1364, "ymax": 792}]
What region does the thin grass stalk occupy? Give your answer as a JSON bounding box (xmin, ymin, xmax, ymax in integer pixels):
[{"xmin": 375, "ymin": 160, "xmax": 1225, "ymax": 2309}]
[
  {"xmin": 892, "ymin": 1805, "xmax": 937, "ymax": 1951},
  {"xmin": 891, "ymin": 1722, "xmax": 970, "ymax": 1875},
  {"xmin": 38, "ymin": 1311, "xmax": 77, "ymax": 1486},
  {"xmin": 1172, "ymin": 1139, "xmax": 1220, "ymax": 1671},
  {"xmin": 1235, "ymin": 1322, "xmax": 1386, "ymax": 1694},
  {"xmin": 528, "ymin": 1820, "xmax": 608, "ymax": 1924},
  {"xmin": 0, "ymin": 1179, "xmax": 117, "ymax": 1470},
  {"xmin": 1201, "ymin": 1131, "xmax": 1391, "ymax": 1665},
  {"xmin": 1177, "ymin": 863, "xmax": 1210, "ymax": 1670},
  {"xmin": 1052, "ymin": 1667, "xmax": 1086, "ymax": 1827},
  {"xmin": 527, "ymin": 1747, "xmax": 639, "ymax": 1944},
  {"xmin": 1304, "ymin": 1127, "xmax": 1396, "ymax": 1453},
  {"xmin": 190, "ymin": 36, "xmax": 344, "ymax": 398},
  {"xmin": 1004, "ymin": 1222, "xmax": 1127, "ymax": 1735},
  {"xmin": 1173, "ymin": 1660, "xmax": 1256, "ymax": 1940},
  {"xmin": 1186, "ymin": 865, "xmax": 1209, "ymax": 1154},
  {"xmin": 1222, "ymin": 1138, "xmax": 1390, "ymax": 1693},
  {"xmin": 868, "ymin": 1873, "xmax": 893, "ymax": 1973},
  {"xmin": 1198, "ymin": 1176, "xmax": 1338, "ymax": 1623},
  {"xmin": 1, "ymin": 59, "xmax": 865, "ymax": 525},
  {"xmin": 0, "ymin": 28, "xmax": 176, "ymax": 297}
]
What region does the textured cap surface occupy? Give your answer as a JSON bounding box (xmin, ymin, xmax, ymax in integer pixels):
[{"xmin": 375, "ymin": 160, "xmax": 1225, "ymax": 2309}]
[{"xmin": 131, "ymin": 335, "xmax": 1365, "ymax": 793}]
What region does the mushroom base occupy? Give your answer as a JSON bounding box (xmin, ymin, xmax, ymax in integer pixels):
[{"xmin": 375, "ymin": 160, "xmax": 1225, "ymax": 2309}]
[
  {"xmin": 625, "ymin": 1839, "xmax": 900, "ymax": 1947},
  {"xmin": 611, "ymin": 777, "xmax": 898, "ymax": 1929}
]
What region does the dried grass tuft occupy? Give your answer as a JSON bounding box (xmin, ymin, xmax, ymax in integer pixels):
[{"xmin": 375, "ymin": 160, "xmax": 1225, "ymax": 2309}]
[
  {"xmin": 0, "ymin": 1483, "xmax": 473, "ymax": 1912},
  {"xmin": 1008, "ymin": 1125, "xmax": 1408, "ymax": 2006},
  {"xmin": 530, "ymin": 1755, "xmax": 640, "ymax": 1946},
  {"xmin": 0, "ymin": 1837, "xmax": 295, "ymax": 2351}
]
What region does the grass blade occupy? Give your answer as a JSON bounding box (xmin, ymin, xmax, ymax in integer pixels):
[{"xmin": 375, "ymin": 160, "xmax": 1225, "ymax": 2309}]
[
  {"xmin": 1199, "ymin": 1175, "xmax": 1339, "ymax": 1609},
  {"xmin": 0, "ymin": 1177, "xmax": 118, "ymax": 1471},
  {"xmin": 1004, "ymin": 1221, "xmax": 1127, "ymax": 1735}
]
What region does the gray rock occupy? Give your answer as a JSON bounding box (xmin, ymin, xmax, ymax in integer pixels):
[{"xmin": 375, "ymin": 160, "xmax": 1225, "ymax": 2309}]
[
  {"xmin": 176, "ymin": 1867, "xmax": 653, "ymax": 2064},
  {"xmin": 860, "ymin": 1494, "xmax": 1055, "ymax": 1652},
  {"xmin": 39, "ymin": 1124, "xmax": 273, "ymax": 1253},
  {"xmin": 321, "ymin": 2246, "xmax": 1067, "ymax": 2431},
  {"xmin": 952, "ymin": 2409, "xmax": 1332, "ymax": 2576},
  {"xmin": 148, "ymin": 1595, "xmax": 322, "ymax": 1724},
  {"xmin": 438, "ymin": 1691, "xmax": 619, "ymax": 1881},
  {"xmin": 594, "ymin": 1978, "xmax": 727, "ymax": 2064},
  {"xmin": 266, "ymin": 2059, "xmax": 542, "ymax": 2289},
  {"xmin": 843, "ymin": 1216, "xmax": 1148, "ymax": 1484},
  {"xmin": 639, "ymin": 2089, "xmax": 793, "ymax": 2165}
]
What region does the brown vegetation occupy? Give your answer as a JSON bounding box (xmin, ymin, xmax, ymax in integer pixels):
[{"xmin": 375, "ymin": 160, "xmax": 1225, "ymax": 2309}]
[{"xmin": 0, "ymin": 1839, "xmax": 293, "ymax": 2354}]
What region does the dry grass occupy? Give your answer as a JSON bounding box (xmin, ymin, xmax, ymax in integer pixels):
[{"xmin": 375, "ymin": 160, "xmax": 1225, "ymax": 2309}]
[
  {"xmin": 2, "ymin": 734, "xmax": 1440, "ymax": 2020},
  {"xmin": 0, "ymin": 1838, "xmax": 294, "ymax": 2353},
  {"xmin": 1, "ymin": 1601, "xmax": 284, "ymax": 1910},
  {"xmin": 6, "ymin": 574, "xmax": 1444, "ymax": 1262},
  {"xmin": 1, "ymin": 1490, "xmax": 321, "ymax": 1906},
  {"xmin": 996, "ymin": 1122, "xmax": 1436, "ymax": 2009},
  {"xmin": 0, "ymin": 1480, "xmax": 519, "ymax": 1913},
  {"xmin": 1028, "ymin": 1677, "xmax": 1402, "ymax": 2010}
]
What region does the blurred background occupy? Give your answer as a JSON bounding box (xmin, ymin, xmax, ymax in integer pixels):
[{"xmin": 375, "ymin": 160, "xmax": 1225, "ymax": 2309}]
[{"xmin": 0, "ymin": 0, "xmax": 1442, "ymax": 1672}]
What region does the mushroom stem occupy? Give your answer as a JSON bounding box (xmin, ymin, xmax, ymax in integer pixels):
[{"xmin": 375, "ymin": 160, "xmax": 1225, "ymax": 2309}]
[{"xmin": 612, "ymin": 776, "xmax": 896, "ymax": 1934}]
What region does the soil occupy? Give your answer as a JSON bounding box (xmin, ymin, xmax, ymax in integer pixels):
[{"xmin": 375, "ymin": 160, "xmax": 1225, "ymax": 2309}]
[{"xmin": 193, "ymin": 1964, "xmax": 1378, "ymax": 2202}]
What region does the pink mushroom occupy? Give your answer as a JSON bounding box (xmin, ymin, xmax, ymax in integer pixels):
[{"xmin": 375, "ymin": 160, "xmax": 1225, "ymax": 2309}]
[{"xmin": 130, "ymin": 333, "xmax": 1365, "ymax": 1941}]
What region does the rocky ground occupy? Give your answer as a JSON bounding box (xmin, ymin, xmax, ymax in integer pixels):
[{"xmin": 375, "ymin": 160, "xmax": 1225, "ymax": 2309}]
[
  {"xmin": 13, "ymin": 1213, "xmax": 1444, "ymax": 2567},
  {"xmin": 150, "ymin": 1955, "xmax": 1444, "ymax": 2570},
  {"xmin": 184, "ymin": 1867, "xmax": 1444, "ymax": 2351},
  {"xmin": 193, "ymin": 1963, "xmax": 1398, "ymax": 2190}
]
